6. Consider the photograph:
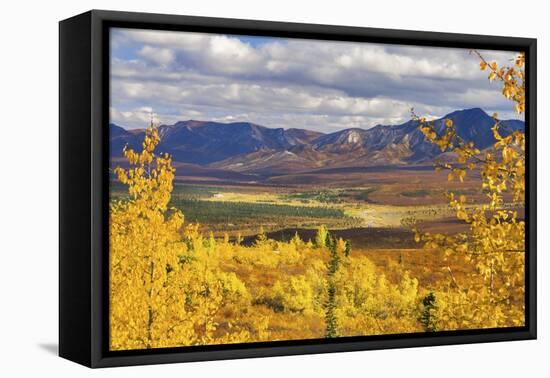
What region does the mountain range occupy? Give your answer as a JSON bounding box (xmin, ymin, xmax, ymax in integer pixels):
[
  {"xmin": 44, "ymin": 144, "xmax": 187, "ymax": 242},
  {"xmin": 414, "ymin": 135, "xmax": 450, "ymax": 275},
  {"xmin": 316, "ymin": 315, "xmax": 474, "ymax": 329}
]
[{"xmin": 110, "ymin": 108, "xmax": 524, "ymax": 176}]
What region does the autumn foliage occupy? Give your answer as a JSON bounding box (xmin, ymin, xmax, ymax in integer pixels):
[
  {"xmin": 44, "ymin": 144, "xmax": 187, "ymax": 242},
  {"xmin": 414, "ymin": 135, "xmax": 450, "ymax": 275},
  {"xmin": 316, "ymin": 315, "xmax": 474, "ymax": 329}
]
[
  {"xmin": 414, "ymin": 51, "xmax": 526, "ymax": 329},
  {"xmin": 109, "ymin": 52, "xmax": 526, "ymax": 350}
]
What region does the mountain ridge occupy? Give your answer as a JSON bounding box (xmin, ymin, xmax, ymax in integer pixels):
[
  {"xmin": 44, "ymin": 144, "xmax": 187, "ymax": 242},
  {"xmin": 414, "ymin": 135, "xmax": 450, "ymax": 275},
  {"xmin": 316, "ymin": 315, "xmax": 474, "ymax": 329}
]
[{"xmin": 110, "ymin": 108, "xmax": 524, "ymax": 175}]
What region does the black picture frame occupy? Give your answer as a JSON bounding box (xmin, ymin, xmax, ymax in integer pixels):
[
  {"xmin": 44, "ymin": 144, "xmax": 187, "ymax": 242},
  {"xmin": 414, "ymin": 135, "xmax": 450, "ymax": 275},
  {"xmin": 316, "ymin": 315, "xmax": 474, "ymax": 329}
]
[{"xmin": 59, "ymin": 9, "xmax": 537, "ymax": 368}]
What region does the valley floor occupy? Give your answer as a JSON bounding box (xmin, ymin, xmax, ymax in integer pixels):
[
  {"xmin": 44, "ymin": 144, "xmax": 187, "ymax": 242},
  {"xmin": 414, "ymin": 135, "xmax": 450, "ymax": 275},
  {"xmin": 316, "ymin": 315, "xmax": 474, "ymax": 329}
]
[{"xmin": 110, "ymin": 164, "xmax": 525, "ymax": 348}]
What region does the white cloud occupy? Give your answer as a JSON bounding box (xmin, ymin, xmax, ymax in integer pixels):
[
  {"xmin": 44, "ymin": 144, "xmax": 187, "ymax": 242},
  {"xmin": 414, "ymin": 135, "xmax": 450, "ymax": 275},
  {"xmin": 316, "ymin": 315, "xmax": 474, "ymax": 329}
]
[
  {"xmin": 138, "ymin": 46, "xmax": 175, "ymax": 66},
  {"xmin": 116, "ymin": 29, "xmax": 508, "ymax": 83},
  {"xmin": 110, "ymin": 106, "xmax": 205, "ymax": 129},
  {"xmin": 110, "ymin": 28, "xmax": 524, "ymax": 131},
  {"xmin": 110, "ymin": 106, "xmax": 153, "ymax": 126}
]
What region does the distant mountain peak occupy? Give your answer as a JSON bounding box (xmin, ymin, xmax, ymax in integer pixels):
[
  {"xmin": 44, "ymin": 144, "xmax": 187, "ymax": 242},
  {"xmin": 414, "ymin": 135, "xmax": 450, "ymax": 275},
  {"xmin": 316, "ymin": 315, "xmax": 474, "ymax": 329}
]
[
  {"xmin": 452, "ymin": 107, "xmax": 486, "ymax": 115},
  {"xmin": 441, "ymin": 107, "xmax": 487, "ymax": 117},
  {"xmin": 173, "ymin": 120, "xmax": 208, "ymax": 128},
  {"xmin": 110, "ymin": 109, "xmax": 524, "ymax": 173},
  {"xmin": 109, "ymin": 123, "xmax": 129, "ymax": 137}
]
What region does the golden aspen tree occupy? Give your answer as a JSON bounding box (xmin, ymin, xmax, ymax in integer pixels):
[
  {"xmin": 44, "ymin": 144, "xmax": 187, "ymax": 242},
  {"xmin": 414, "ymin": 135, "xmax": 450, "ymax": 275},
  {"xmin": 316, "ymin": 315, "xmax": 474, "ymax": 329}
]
[
  {"xmin": 414, "ymin": 52, "xmax": 526, "ymax": 329},
  {"xmin": 110, "ymin": 124, "xmax": 196, "ymax": 350}
]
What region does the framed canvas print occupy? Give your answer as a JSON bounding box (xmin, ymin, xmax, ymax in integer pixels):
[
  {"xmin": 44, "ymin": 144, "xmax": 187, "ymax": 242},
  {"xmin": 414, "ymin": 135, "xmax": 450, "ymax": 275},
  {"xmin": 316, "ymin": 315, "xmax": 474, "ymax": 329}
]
[{"xmin": 59, "ymin": 10, "xmax": 537, "ymax": 368}]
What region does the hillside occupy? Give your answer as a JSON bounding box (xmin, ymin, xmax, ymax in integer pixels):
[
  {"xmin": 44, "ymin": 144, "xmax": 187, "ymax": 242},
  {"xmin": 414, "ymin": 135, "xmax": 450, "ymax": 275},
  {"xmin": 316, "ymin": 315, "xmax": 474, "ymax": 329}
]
[{"xmin": 110, "ymin": 108, "xmax": 524, "ymax": 175}]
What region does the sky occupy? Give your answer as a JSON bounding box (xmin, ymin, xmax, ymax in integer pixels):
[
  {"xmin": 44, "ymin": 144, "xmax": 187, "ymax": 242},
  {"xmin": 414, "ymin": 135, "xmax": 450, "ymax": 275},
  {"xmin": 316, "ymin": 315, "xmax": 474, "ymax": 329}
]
[{"xmin": 110, "ymin": 27, "xmax": 523, "ymax": 132}]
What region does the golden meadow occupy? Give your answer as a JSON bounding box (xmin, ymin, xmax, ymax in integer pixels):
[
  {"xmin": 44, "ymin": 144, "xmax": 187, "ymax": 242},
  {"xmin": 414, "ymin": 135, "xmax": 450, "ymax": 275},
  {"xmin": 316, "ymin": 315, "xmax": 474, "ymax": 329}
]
[{"xmin": 109, "ymin": 53, "xmax": 526, "ymax": 351}]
